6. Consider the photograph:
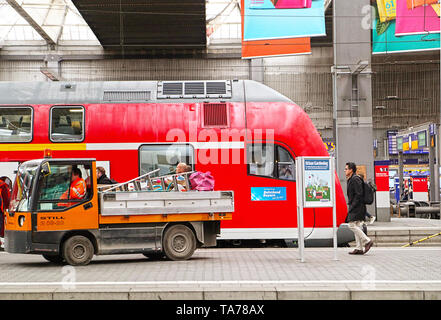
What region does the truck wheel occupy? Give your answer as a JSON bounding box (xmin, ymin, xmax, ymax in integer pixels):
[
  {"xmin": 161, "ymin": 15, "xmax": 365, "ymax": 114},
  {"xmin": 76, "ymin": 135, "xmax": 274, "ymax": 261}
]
[
  {"xmin": 62, "ymin": 235, "xmax": 94, "ymax": 266},
  {"xmin": 42, "ymin": 254, "xmax": 64, "ymax": 264},
  {"xmin": 163, "ymin": 225, "xmax": 196, "ymax": 261}
]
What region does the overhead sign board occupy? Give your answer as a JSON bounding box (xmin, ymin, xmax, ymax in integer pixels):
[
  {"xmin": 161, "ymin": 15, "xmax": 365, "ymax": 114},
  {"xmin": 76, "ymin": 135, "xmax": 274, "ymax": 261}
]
[{"xmin": 396, "ymin": 124, "xmax": 434, "ymax": 154}]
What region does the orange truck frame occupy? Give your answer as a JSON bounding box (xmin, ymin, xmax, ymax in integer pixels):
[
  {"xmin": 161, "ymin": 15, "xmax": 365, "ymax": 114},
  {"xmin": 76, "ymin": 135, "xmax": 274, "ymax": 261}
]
[{"xmin": 4, "ymin": 158, "xmax": 233, "ymax": 265}]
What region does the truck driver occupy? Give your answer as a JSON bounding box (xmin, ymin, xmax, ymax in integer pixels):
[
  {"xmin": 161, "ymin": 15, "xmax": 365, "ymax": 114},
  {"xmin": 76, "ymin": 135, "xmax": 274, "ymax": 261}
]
[{"xmin": 59, "ymin": 167, "xmax": 87, "ymax": 207}]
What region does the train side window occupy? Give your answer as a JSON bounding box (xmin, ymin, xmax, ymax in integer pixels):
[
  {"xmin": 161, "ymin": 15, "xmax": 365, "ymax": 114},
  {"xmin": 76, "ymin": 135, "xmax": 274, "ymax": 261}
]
[
  {"xmin": 247, "ymin": 144, "xmax": 275, "ymax": 178},
  {"xmin": 0, "ymin": 106, "xmax": 33, "ymax": 143},
  {"xmin": 277, "ymin": 146, "xmax": 295, "ymax": 181},
  {"xmin": 50, "ymin": 106, "xmax": 84, "ymax": 142},
  {"xmin": 139, "ymin": 144, "xmax": 194, "ymax": 176},
  {"xmin": 247, "ymin": 144, "xmax": 295, "ymax": 181}
]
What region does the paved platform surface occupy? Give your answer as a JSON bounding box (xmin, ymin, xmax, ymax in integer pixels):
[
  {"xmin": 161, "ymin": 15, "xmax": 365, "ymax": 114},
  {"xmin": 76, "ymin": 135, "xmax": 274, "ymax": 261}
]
[
  {"xmin": 371, "ymin": 217, "xmax": 441, "ymax": 230},
  {"xmin": 1, "ymin": 246, "xmax": 440, "ymax": 300},
  {"xmin": 365, "ymin": 218, "xmax": 441, "ymax": 246}
]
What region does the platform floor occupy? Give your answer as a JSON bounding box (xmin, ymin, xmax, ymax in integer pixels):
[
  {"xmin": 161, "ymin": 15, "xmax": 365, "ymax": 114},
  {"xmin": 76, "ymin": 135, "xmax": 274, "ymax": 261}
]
[
  {"xmin": 0, "ymin": 246, "xmax": 440, "ymax": 300},
  {"xmin": 366, "ymin": 217, "xmax": 441, "ymax": 247},
  {"xmin": 371, "ymin": 217, "xmax": 441, "ymax": 230},
  {"xmin": 1, "ymin": 217, "xmax": 440, "ymax": 300}
]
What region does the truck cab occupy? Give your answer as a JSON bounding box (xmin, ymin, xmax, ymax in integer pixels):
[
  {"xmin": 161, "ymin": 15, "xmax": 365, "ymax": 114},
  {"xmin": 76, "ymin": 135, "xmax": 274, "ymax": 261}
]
[{"xmin": 5, "ymin": 158, "xmax": 233, "ymax": 265}]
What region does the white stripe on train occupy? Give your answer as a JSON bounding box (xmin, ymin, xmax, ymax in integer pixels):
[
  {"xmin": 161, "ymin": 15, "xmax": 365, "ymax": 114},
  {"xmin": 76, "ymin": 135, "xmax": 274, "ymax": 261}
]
[{"xmin": 86, "ymin": 141, "xmax": 245, "ymax": 151}]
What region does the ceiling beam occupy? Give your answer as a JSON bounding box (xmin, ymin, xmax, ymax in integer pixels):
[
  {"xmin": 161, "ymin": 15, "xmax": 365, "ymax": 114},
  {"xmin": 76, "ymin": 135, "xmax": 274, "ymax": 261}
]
[
  {"xmin": 206, "ymin": 0, "xmax": 239, "ymax": 40},
  {"xmin": 6, "ymin": 0, "xmax": 58, "ymax": 46}
]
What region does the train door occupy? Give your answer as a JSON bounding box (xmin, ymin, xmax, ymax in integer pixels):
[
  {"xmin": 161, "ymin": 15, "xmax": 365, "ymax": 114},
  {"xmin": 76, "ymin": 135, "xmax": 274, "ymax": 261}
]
[{"xmin": 221, "ymin": 141, "xmax": 296, "ymax": 239}]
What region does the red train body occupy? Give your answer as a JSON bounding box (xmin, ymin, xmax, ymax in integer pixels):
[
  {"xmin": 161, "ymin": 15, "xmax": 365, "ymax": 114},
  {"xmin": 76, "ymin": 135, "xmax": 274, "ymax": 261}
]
[{"xmin": 0, "ymin": 80, "xmax": 351, "ymax": 245}]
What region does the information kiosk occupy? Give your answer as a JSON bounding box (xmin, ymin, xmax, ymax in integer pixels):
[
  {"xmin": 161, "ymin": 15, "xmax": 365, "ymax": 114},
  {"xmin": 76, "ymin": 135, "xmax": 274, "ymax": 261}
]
[{"xmin": 296, "ymin": 157, "xmax": 337, "ymax": 262}]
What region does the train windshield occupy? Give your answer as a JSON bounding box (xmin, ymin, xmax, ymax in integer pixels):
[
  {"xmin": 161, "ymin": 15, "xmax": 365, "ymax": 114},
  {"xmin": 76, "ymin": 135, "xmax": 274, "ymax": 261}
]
[{"xmin": 9, "ymin": 162, "xmax": 40, "ymax": 213}]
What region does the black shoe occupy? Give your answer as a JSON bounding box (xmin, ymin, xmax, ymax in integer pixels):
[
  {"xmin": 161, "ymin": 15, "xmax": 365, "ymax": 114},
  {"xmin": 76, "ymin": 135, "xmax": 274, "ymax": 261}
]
[{"xmin": 364, "ymin": 240, "xmax": 374, "ymax": 254}]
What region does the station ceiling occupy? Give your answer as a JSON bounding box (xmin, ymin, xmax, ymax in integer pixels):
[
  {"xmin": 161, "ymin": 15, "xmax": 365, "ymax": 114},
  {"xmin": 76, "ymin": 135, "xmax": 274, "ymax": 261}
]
[{"xmin": 71, "ymin": 0, "xmax": 207, "ymax": 53}]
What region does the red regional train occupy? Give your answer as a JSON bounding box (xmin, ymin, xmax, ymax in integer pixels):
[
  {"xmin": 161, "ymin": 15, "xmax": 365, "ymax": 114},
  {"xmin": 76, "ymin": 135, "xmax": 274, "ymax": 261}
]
[{"xmin": 0, "ymin": 80, "xmax": 352, "ymax": 246}]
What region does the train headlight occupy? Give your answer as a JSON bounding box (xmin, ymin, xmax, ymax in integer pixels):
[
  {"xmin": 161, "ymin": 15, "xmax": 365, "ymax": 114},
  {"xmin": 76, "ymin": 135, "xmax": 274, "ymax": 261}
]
[{"xmin": 18, "ymin": 215, "xmax": 25, "ymax": 227}]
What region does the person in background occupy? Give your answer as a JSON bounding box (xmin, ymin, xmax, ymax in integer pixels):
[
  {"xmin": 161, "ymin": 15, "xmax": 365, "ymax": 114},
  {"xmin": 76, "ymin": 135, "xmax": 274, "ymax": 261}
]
[
  {"xmin": 96, "ymin": 166, "xmax": 115, "ymax": 185},
  {"xmin": 175, "ymin": 163, "xmax": 191, "ymax": 174},
  {"xmin": 0, "ymin": 176, "xmax": 11, "ymax": 211},
  {"xmin": 153, "ymin": 163, "xmax": 192, "ymax": 191},
  {"xmin": 173, "ymin": 163, "xmax": 192, "ymax": 191},
  {"xmin": 279, "ymin": 165, "xmax": 293, "ymax": 180},
  {"xmin": 401, "ymin": 187, "xmax": 409, "ymax": 201},
  {"xmin": 345, "ymin": 162, "xmax": 374, "ymax": 255},
  {"xmin": 0, "ymin": 176, "xmax": 12, "ymax": 249},
  {"xmin": 0, "ymin": 194, "xmax": 2, "ymax": 250}
]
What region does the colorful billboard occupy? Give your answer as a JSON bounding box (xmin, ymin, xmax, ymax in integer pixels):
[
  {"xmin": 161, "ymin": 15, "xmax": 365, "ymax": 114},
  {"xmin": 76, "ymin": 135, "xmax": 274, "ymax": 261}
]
[
  {"xmin": 250, "ymin": 0, "xmax": 312, "ymax": 9},
  {"xmin": 373, "ymin": 0, "xmax": 440, "ymax": 54},
  {"xmin": 243, "ymin": 0, "xmax": 326, "ymax": 41},
  {"xmin": 241, "ymin": 38, "xmax": 311, "ymax": 59},
  {"xmin": 396, "ymin": 0, "xmax": 440, "ymax": 36},
  {"xmin": 241, "ymin": 0, "xmax": 311, "ymax": 59}
]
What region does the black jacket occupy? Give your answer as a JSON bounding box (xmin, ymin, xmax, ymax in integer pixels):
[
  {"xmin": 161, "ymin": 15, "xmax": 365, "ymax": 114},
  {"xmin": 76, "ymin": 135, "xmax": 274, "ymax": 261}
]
[
  {"xmin": 346, "ymin": 174, "xmax": 366, "ymax": 222},
  {"xmin": 97, "ymin": 174, "xmax": 114, "ymax": 185}
]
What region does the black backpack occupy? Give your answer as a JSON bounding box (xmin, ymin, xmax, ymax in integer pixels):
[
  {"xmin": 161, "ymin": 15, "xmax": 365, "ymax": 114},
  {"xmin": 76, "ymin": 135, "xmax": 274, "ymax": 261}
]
[{"xmin": 358, "ymin": 176, "xmax": 375, "ymax": 205}]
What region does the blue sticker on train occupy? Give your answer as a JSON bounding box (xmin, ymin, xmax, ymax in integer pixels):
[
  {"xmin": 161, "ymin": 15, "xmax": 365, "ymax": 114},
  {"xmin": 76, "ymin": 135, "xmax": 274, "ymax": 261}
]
[{"xmin": 251, "ymin": 187, "xmax": 287, "ymax": 201}]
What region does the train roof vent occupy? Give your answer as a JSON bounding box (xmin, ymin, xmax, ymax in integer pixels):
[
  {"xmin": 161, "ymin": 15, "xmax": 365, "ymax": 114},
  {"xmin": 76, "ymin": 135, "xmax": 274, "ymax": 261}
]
[
  {"xmin": 103, "ymin": 91, "xmax": 151, "ymax": 102},
  {"xmin": 163, "ymin": 82, "xmax": 183, "ymax": 96},
  {"xmin": 206, "ymin": 82, "xmax": 226, "ymax": 95},
  {"xmin": 205, "ymin": 81, "xmax": 231, "ymax": 99},
  {"xmin": 157, "ymin": 80, "xmax": 232, "ymax": 99},
  {"xmin": 202, "ymin": 103, "xmax": 229, "ymax": 128},
  {"xmin": 185, "ymin": 82, "xmax": 205, "ymax": 95}
]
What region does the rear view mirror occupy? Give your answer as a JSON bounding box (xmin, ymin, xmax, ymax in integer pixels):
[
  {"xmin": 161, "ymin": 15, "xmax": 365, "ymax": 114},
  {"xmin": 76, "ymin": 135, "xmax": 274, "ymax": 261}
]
[{"xmin": 41, "ymin": 162, "xmax": 51, "ymax": 176}]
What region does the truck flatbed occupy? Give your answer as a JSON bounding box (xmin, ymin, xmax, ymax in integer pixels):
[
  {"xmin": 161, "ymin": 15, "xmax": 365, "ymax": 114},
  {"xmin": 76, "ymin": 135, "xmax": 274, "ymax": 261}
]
[{"xmin": 99, "ymin": 190, "xmax": 234, "ymax": 216}]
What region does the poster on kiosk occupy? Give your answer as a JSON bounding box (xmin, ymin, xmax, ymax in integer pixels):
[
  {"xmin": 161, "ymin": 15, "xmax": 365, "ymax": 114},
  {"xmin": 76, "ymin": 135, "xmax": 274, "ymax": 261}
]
[
  {"xmin": 302, "ymin": 158, "xmax": 333, "ymax": 208},
  {"xmin": 296, "ymin": 156, "xmax": 337, "ymax": 262}
]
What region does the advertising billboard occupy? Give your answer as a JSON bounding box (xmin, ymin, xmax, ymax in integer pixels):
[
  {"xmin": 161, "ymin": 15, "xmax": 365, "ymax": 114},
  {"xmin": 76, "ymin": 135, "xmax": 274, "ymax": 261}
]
[
  {"xmin": 241, "ymin": 37, "xmax": 311, "ymax": 59},
  {"xmin": 243, "ymin": 0, "xmax": 326, "ymax": 41},
  {"xmin": 240, "ymin": 0, "xmax": 312, "ymax": 58},
  {"xmin": 396, "ymin": 0, "xmax": 440, "ymax": 36},
  {"xmin": 373, "ymin": 0, "xmax": 440, "ymax": 54}
]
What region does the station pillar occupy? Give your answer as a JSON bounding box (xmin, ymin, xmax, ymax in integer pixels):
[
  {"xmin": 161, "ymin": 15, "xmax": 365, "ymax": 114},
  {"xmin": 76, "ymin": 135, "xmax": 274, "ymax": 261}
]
[
  {"xmin": 332, "ymin": 0, "xmax": 378, "ymax": 219},
  {"xmin": 250, "ymin": 58, "xmax": 264, "ymax": 83}
]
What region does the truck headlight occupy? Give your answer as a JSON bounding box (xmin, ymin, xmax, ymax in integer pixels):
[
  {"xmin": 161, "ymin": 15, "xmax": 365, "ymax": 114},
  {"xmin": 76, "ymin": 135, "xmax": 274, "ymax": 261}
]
[{"xmin": 18, "ymin": 215, "xmax": 25, "ymax": 227}]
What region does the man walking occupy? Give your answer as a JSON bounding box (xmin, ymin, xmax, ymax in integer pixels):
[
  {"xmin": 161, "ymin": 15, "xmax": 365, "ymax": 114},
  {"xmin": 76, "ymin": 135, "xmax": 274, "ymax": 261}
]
[{"xmin": 345, "ymin": 162, "xmax": 374, "ymax": 255}]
